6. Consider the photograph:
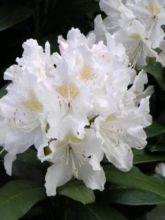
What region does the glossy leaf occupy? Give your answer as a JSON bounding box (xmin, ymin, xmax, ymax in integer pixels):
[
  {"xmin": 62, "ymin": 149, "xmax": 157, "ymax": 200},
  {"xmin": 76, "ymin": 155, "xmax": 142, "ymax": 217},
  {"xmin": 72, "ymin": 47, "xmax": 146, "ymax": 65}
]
[
  {"xmin": 145, "ymin": 122, "xmax": 165, "ymax": 138},
  {"xmin": 105, "ymin": 166, "xmax": 165, "ymax": 199},
  {"xmin": 133, "ymin": 149, "xmax": 165, "ymax": 164},
  {"xmin": 0, "ymin": 180, "xmax": 46, "ymax": 220},
  {"xmin": 146, "ymin": 145, "xmax": 165, "ymax": 153},
  {"xmin": 72, "ymin": 203, "xmax": 127, "ymax": 220},
  {"xmin": 0, "ymin": 84, "xmax": 8, "ymax": 98},
  {"xmin": 144, "ymin": 62, "xmax": 165, "ymax": 90},
  {"xmin": 59, "ymin": 180, "xmax": 95, "ymax": 205},
  {"xmin": 109, "ymin": 188, "xmax": 165, "ymax": 205},
  {"xmin": 17, "ymin": 148, "xmax": 41, "ymax": 168}
]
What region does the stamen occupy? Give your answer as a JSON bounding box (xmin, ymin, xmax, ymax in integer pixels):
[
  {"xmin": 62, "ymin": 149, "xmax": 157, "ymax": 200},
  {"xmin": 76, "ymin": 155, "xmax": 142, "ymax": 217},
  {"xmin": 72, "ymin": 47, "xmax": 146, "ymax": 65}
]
[
  {"xmin": 147, "ymin": 3, "xmax": 160, "ymax": 15},
  {"xmin": 24, "ymin": 95, "xmax": 43, "ymax": 112},
  {"xmin": 57, "ymin": 83, "xmax": 80, "ymax": 100},
  {"xmin": 80, "ymin": 65, "xmax": 94, "ymax": 81}
]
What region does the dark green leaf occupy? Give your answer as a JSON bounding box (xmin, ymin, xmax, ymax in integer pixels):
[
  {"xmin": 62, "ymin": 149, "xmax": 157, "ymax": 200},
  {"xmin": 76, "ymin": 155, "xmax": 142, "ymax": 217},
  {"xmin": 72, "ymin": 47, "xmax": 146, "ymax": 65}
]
[
  {"xmin": 12, "ymin": 149, "xmax": 45, "ymax": 183},
  {"xmin": 143, "ymin": 62, "xmax": 165, "ymax": 90},
  {"xmin": 59, "ymin": 180, "xmax": 95, "ymax": 205},
  {"xmin": 0, "ymin": 180, "xmax": 46, "ymax": 220},
  {"xmin": 146, "ymin": 145, "xmax": 165, "ymax": 153},
  {"xmin": 17, "ymin": 148, "xmax": 41, "ymax": 168},
  {"xmin": 0, "ymin": 5, "xmax": 32, "ymax": 31},
  {"xmin": 0, "ymin": 84, "xmax": 8, "ymax": 98},
  {"xmin": 13, "ymin": 160, "xmax": 44, "ymax": 183},
  {"xmin": 145, "ymin": 122, "xmax": 165, "ymax": 138},
  {"xmin": 74, "ymin": 203, "xmax": 127, "ymax": 220},
  {"xmin": 105, "ymin": 166, "xmax": 165, "ymax": 199},
  {"xmin": 133, "ymin": 149, "xmax": 165, "ymax": 164},
  {"xmin": 109, "ymin": 188, "xmax": 165, "ymax": 205}
]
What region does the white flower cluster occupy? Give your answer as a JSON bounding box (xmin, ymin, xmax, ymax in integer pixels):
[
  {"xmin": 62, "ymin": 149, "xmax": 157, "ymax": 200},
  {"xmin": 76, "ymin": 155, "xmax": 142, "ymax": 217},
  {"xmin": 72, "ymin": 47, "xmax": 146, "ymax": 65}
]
[
  {"xmin": 0, "ymin": 27, "xmax": 152, "ymax": 196},
  {"xmin": 95, "ymin": 0, "xmax": 165, "ymax": 67}
]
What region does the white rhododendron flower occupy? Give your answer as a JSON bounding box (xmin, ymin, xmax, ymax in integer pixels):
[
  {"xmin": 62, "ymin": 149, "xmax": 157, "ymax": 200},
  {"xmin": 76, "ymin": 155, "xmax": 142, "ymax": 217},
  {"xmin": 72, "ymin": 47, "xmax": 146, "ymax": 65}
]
[
  {"xmin": 38, "ymin": 130, "xmax": 105, "ymax": 196},
  {"xmin": 0, "ymin": 40, "xmax": 53, "ymax": 174},
  {"xmin": 96, "ymin": 0, "xmax": 165, "ymax": 67},
  {"xmin": 115, "ymin": 20, "xmax": 157, "ymax": 67},
  {"xmin": 126, "ymin": 0, "xmax": 165, "ymax": 48},
  {"xmin": 0, "ymin": 27, "xmax": 152, "ymax": 196}
]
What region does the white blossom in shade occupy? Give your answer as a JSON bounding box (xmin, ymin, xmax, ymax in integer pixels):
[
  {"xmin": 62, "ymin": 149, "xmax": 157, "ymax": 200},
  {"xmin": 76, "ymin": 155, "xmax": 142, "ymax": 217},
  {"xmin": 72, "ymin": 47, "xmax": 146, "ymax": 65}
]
[
  {"xmin": 93, "ymin": 15, "xmax": 110, "ymax": 42},
  {"xmin": 38, "ymin": 129, "xmax": 105, "ymax": 196},
  {"xmin": 115, "ymin": 20, "xmax": 157, "ymax": 67},
  {"xmin": 126, "ymin": 0, "xmax": 165, "ymax": 48},
  {"xmin": 97, "ymin": 0, "xmax": 163, "ymax": 66},
  {"xmin": 155, "ymin": 163, "xmax": 165, "ymax": 177},
  {"xmin": 99, "ymin": 0, "xmax": 134, "ymax": 33},
  {"xmin": 130, "ymin": 70, "xmax": 154, "ymax": 104}
]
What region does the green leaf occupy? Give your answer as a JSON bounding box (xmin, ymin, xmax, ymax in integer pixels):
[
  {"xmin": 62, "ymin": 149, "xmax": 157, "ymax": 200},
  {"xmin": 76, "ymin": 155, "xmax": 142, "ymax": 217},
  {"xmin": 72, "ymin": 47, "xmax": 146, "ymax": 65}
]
[
  {"xmin": 105, "ymin": 166, "xmax": 165, "ymax": 199},
  {"xmin": 0, "ymin": 180, "xmax": 46, "ymax": 220},
  {"xmin": 17, "ymin": 148, "xmax": 41, "ymax": 168},
  {"xmin": 133, "ymin": 149, "xmax": 165, "ymax": 164},
  {"xmin": 13, "ymin": 160, "xmax": 44, "ymax": 183},
  {"xmin": 0, "ymin": 5, "xmax": 32, "ymax": 31},
  {"xmin": 59, "ymin": 180, "xmax": 95, "ymax": 205},
  {"xmin": 143, "ymin": 62, "xmax": 165, "ymax": 90},
  {"xmin": 109, "ymin": 188, "xmax": 165, "ymax": 205},
  {"xmin": 12, "ymin": 149, "xmax": 45, "ymax": 183},
  {"xmin": 146, "ymin": 145, "xmax": 165, "ymax": 153},
  {"xmin": 0, "ymin": 84, "xmax": 8, "ymax": 98},
  {"xmin": 75, "ymin": 203, "xmax": 127, "ymax": 220},
  {"xmin": 145, "ymin": 122, "xmax": 165, "ymax": 138}
]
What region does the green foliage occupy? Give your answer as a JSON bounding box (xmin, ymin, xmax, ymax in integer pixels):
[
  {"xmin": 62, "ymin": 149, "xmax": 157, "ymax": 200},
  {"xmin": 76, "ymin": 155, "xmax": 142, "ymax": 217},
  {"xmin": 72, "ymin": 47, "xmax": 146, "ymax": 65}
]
[
  {"xmin": 0, "ymin": 0, "xmax": 164, "ymax": 219},
  {"xmin": 145, "ymin": 122, "xmax": 165, "ymax": 138},
  {"xmin": 59, "ymin": 180, "xmax": 95, "ymax": 205},
  {"xmin": 0, "ymin": 180, "xmax": 46, "ymax": 220},
  {"xmin": 70, "ymin": 203, "xmax": 127, "ymax": 220},
  {"xmin": 144, "ymin": 62, "xmax": 165, "ymax": 90},
  {"xmin": 105, "ymin": 166, "xmax": 165, "ymax": 199},
  {"xmin": 133, "ymin": 149, "xmax": 165, "ymax": 164},
  {"xmin": 109, "ymin": 188, "xmax": 165, "ymax": 205}
]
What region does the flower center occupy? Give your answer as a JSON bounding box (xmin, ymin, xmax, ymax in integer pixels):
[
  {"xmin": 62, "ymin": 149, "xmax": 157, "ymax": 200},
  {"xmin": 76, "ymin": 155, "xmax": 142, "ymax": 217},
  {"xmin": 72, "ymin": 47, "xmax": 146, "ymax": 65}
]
[
  {"xmin": 147, "ymin": 2, "xmax": 160, "ymax": 15},
  {"xmin": 130, "ymin": 33, "xmax": 141, "ymax": 41},
  {"xmin": 24, "ymin": 95, "xmax": 43, "ymax": 112},
  {"xmin": 105, "ymin": 114, "xmax": 117, "ymax": 123},
  {"xmin": 56, "ymin": 82, "xmax": 80, "ymax": 100},
  {"xmin": 80, "ymin": 65, "xmax": 93, "ymax": 81}
]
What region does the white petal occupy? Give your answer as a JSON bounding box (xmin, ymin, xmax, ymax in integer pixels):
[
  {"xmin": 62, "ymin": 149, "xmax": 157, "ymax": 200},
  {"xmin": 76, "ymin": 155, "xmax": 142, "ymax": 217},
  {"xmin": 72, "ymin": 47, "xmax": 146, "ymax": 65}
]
[
  {"xmin": 127, "ymin": 126, "xmax": 147, "ymax": 149},
  {"xmin": 155, "ymin": 163, "xmax": 165, "ymax": 177},
  {"xmin": 104, "ymin": 143, "xmax": 133, "ymax": 171},
  {"xmin": 78, "ymin": 163, "xmax": 105, "ymax": 191},
  {"xmin": 4, "ymin": 153, "xmax": 16, "ymax": 175},
  {"xmin": 45, "ymin": 162, "xmax": 72, "ymax": 196}
]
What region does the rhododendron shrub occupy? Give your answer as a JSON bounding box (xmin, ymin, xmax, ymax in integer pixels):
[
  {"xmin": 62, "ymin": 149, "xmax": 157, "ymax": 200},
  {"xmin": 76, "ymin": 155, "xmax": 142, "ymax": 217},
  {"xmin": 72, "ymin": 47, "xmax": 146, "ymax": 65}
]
[{"xmin": 0, "ymin": 0, "xmax": 164, "ymax": 219}]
